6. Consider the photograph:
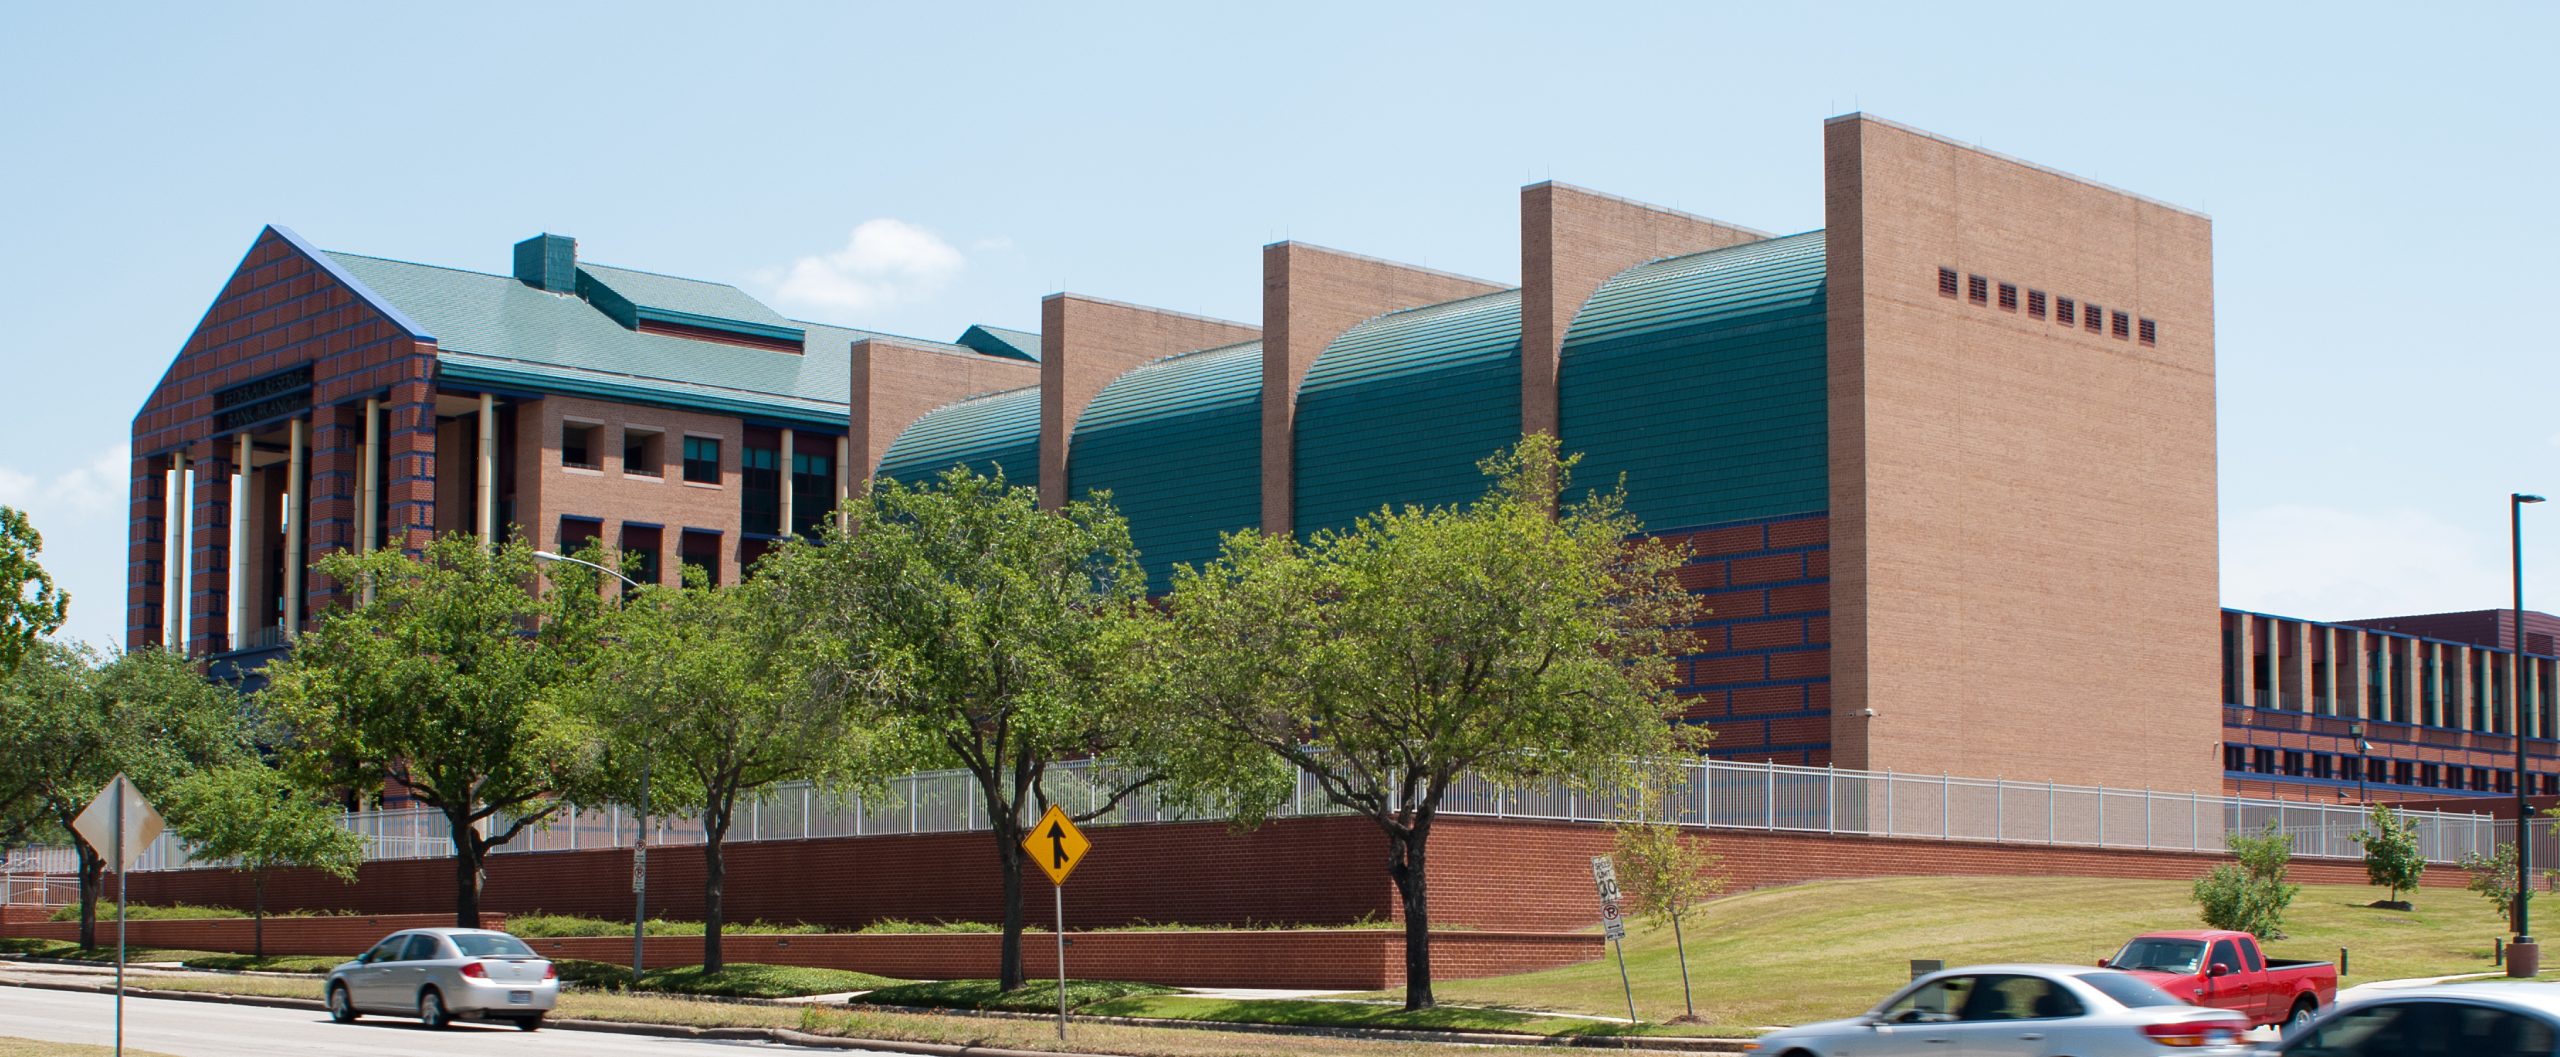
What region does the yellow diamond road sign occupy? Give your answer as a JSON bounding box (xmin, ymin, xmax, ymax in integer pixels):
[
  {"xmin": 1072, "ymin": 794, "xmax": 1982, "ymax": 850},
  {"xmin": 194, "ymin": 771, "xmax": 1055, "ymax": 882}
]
[{"xmin": 1022, "ymin": 804, "xmax": 1090, "ymax": 886}]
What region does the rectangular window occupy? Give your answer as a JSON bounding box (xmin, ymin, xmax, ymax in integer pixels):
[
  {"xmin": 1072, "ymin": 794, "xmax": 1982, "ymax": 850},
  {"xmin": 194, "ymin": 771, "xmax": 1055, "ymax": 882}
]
[
  {"xmin": 2223, "ymin": 744, "xmax": 2246, "ymax": 771},
  {"xmin": 2027, "ymin": 290, "xmax": 2047, "ymax": 319},
  {"xmin": 559, "ymin": 516, "xmax": 602, "ymax": 553},
  {"xmin": 2138, "ymin": 318, "xmax": 2157, "ymax": 346},
  {"xmin": 623, "ymin": 429, "xmax": 662, "ymax": 477},
  {"xmin": 1967, "ymin": 274, "xmax": 1989, "ymax": 304},
  {"xmin": 791, "ymin": 450, "xmax": 835, "ymax": 538},
  {"xmin": 742, "ymin": 447, "xmax": 781, "ymax": 536},
  {"xmin": 2282, "ymin": 750, "xmax": 2304, "ymax": 777},
  {"xmin": 2251, "ymin": 747, "xmax": 2275, "ymax": 774},
  {"xmin": 682, "ymin": 437, "xmax": 721, "ymax": 484},
  {"xmin": 562, "ymin": 423, "xmax": 599, "ymax": 470},
  {"xmin": 2084, "ymin": 304, "xmax": 2103, "ymax": 333},
  {"xmin": 1997, "ymin": 282, "xmax": 2018, "ymax": 311},
  {"xmin": 2056, "ymin": 297, "xmax": 2076, "ymax": 327},
  {"xmin": 2111, "ymin": 310, "xmax": 2131, "ymax": 339},
  {"xmin": 679, "ymin": 529, "xmax": 721, "ymax": 588},
  {"xmin": 619, "ymin": 524, "xmax": 661, "ymax": 598},
  {"xmin": 1938, "ymin": 267, "xmax": 1959, "ymax": 297},
  {"xmin": 2392, "ymin": 760, "xmax": 2412, "ymax": 785}
]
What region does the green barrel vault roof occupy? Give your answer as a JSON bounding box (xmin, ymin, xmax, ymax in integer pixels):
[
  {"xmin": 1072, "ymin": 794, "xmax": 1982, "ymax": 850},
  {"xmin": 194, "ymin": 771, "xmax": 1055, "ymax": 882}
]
[
  {"xmin": 325, "ymin": 251, "xmax": 985, "ymax": 430},
  {"xmin": 876, "ymin": 385, "xmax": 1042, "ymax": 490},
  {"xmin": 1067, "ymin": 341, "xmax": 1263, "ymax": 591},
  {"xmin": 1292, "ymin": 289, "xmax": 1523, "ymax": 538},
  {"xmin": 1557, "ymin": 230, "xmax": 1827, "ymax": 532}
]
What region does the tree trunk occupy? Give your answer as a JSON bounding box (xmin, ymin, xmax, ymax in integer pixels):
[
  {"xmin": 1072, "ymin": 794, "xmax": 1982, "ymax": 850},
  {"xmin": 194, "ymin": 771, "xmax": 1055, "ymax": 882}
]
[
  {"xmin": 702, "ymin": 804, "xmax": 729, "ymax": 974},
  {"xmin": 75, "ymin": 843, "xmax": 102, "ymax": 951},
  {"xmin": 997, "ymin": 832, "xmax": 1026, "ymax": 991},
  {"xmin": 1387, "ymin": 825, "xmax": 1434, "ymax": 1011},
  {"xmin": 1671, "ymin": 911, "xmax": 1694, "ymax": 1020},
  {"xmin": 450, "ymin": 808, "xmax": 484, "ymax": 929},
  {"xmin": 253, "ymin": 873, "xmax": 267, "ymax": 959}
]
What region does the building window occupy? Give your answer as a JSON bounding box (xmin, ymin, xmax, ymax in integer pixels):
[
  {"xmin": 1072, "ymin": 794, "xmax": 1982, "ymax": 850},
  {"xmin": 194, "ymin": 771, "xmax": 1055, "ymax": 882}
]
[
  {"xmin": 2111, "ymin": 310, "xmax": 2131, "ymax": 339},
  {"xmin": 2223, "ymin": 744, "xmax": 2247, "ymax": 771},
  {"xmin": 2027, "ymin": 290, "xmax": 2047, "ymax": 319},
  {"xmin": 2251, "ymin": 747, "xmax": 2276, "ymax": 774},
  {"xmin": 2056, "ymin": 297, "xmax": 2076, "ymax": 327},
  {"xmin": 623, "ymin": 429, "xmax": 663, "ymax": 477},
  {"xmin": 2282, "ymin": 750, "xmax": 2305, "ymax": 777},
  {"xmin": 559, "ymin": 516, "xmax": 602, "ymax": 553},
  {"xmin": 2138, "ymin": 318, "xmax": 2157, "ymax": 346},
  {"xmin": 1938, "ymin": 267, "xmax": 1959, "ymax": 297},
  {"xmin": 562, "ymin": 423, "xmax": 600, "ymax": 470},
  {"xmin": 1967, "ymin": 274, "xmax": 1989, "ymax": 304},
  {"xmin": 619, "ymin": 524, "xmax": 661, "ymax": 598},
  {"xmin": 682, "ymin": 437, "xmax": 721, "ymax": 484},
  {"xmin": 1997, "ymin": 282, "xmax": 2018, "ymax": 311},
  {"xmin": 2393, "ymin": 760, "xmax": 2413, "ymax": 785},
  {"xmin": 742, "ymin": 446, "xmax": 781, "ymax": 536},
  {"xmin": 2084, "ymin": 304, "xmax": 2103, "ymax": 333},
  {"xmin": 791, "ymin": 450, "xmax": 835, "ymax": 538},
  {"xmin": 680, "ymin": 529, "xmax": 721, "ymax": 588}
]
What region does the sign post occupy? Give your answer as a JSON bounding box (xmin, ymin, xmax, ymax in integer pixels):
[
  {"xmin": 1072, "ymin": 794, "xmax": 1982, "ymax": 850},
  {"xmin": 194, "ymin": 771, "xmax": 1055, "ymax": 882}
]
[
  {"xmin": 1591, "ymin": 855, "xmax": 1636, "ymax": 1027},
  {"xmin": 1021, "ymin": 804, "xmax": 1090, "ymax": 1042},
  {"xmin": 73, "ymin": 774, "xmax": 163, "ymax": 1057}
]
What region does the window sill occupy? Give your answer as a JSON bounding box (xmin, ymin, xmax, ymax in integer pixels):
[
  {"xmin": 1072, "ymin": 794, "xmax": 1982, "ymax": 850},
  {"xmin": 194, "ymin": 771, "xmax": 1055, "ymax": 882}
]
[
  {"xmin": 562, "ymin": 465, "xmax": 604, "ymax": 477},
  {"xmin": 683, "ymin": 479, "xmax": 723, "ymax": 489},
  {"xmin": 622, "ymin": 472, "xmax": 663, "ymax": 483}
]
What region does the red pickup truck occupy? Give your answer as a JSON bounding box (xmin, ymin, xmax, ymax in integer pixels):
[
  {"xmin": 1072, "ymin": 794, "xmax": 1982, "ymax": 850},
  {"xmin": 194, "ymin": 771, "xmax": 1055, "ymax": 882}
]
[{"xmin": 2102, "ymin": 930, "xmax": 2337, "ymax": 1031}]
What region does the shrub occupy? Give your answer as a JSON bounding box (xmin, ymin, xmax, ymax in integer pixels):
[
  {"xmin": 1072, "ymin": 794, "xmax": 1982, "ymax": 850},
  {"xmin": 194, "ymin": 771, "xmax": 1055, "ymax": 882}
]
[
  {"xmin": 2194, "ymin": 820, "xmax": 2299, "ymax": 939},
  {"xmin": 2352, "ymin": 805, "xmax": 2425, "ymax": 906}
]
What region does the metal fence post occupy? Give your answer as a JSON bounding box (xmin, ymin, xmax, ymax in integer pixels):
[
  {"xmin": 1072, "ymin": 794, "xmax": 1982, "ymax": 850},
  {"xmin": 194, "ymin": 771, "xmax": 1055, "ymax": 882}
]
[
  {"xmin": 1827, "ymin": 766, "xmax": 1836, "ymax": 835},
  {"xmin": 2145, "ymin": 788, "xmax": 2153, "ymax": 849},
  {"xmin": 1940, "ymin": 773, "xmax": 1950, "ymax": 840},
  {"xmin": 2191, "ymin": 792, "xmax": 2200, "ymax": 852},
  {"xmin": 1887, "ymin": 769, "xmax": 1895, "ymax": 836},
  {"xmin": 2047, "ymin": 781, "xmax": 2056, "ymax": 845},
  {"xmin": 1766, "ymin": 760, "xmax": 1777, "ymax": 830},
  {"xmin": 2098, "ymin": 787, "xmax": 2106, "ymax": 848},
  {"xmin": 909, "ymin": 775, "xmax": 919, "ymax": 834},
  {"xmin": 1996, "ymin": 778, "xmax": 2005, "ymax": 842}
]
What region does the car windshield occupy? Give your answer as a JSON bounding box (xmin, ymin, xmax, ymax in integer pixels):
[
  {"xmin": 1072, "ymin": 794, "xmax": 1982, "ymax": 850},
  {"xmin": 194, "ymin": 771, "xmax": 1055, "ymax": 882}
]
[
  {"xmin": 2112, "ymin": 938, "xmax": 2206, "ymax": 973},
  {"xmin": 2077, "ymin": 970, "xmax": 2186, "ymax": 1009},
  {"xmin": 451, "ymin": 933, "xmax": 537, "ymax": 958}
]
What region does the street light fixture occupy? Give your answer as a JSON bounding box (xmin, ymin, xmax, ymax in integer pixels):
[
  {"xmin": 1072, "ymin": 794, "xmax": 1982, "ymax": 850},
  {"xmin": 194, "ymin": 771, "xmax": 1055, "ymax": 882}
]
[
  {"xmin": 2349, "ymin": 723, "xmax": 2369, "ymax": 805},
  {"xmin": 2514, "ymin": 493, "xmax": 2544, "ymax": 979},
  {"xmin": 531, "ymin": 549, "xmax": 652, "ymax": 986}
]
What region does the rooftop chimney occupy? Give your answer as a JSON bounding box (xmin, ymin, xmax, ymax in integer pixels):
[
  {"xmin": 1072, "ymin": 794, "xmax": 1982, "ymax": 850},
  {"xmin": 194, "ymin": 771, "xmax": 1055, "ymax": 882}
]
[{"xmin": 512, "ymin": 233, "xmax": 576, "ymax": 293}]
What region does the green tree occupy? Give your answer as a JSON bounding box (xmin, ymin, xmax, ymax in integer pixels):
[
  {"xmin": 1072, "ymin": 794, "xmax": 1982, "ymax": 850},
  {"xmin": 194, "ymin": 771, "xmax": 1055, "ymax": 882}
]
[
  {"xmin": 0, "ymin": 506, "xmax": 68, "ymax": 679},
  {"xmin": 2194, "ymin": 820, "xmax": 2301, "ymax": 939},
  {"xmin": 1163, "ymin": 436, "xmax": 1703, "ymax": 1009},
  {"xmin": 162, "ymin": 763, "xmax": 366, "ymax": 956},
  {"xmin": 0, "ymin": 643, "xmax": 254, "ymax": 947},
  {"xmin": 784, "ymin": 468, "xmax": 1275, "ymax": 991},
  {"xmin": 574, "ymin": 567, "xmax": 893, "ymax": 972},
  {"xmin": 2351, "ymin": 805, "xmax": 2425, "ymax": 907},
  {"xmin": 264, "ymin": 535, "xmax": 608, "ymax": 927},
  {"xmin": 1612, "ymin": 782, "xmax": 1724, "ymax": 1022}
]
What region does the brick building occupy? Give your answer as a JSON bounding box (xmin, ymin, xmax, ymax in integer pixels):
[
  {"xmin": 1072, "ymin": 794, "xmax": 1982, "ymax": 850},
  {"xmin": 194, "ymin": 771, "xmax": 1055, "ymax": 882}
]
[{"xmin": 127, "ymin": 113, "xmax": 2530, "ymax": 804}]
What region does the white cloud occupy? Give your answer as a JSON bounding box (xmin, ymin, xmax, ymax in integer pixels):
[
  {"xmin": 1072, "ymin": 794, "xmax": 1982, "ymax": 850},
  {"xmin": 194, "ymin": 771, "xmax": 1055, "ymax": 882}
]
[
  {"xmin": 0, "ymin": 444, "xmax": 132, "ymax": 650},
  {"xmin": 764, "ymin": 219, "xmax": 966, "ymax": 315},
  {"xmin": 2221, "ymin": 503, "xmax": 2505, "ymax": 622}
]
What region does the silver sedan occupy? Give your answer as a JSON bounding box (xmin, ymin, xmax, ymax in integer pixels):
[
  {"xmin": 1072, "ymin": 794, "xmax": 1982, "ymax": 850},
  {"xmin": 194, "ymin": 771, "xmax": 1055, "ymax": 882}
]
[
  {"xmin": 2260, "ymin": 981, "xmax": 2560, "ymax": 1056},
  {"xmin": 1745, "ymin": 964, "xmax": 2252, "ymax": 1056},
  {"xmin": 323, "ymin": 927, "xmax": 559, "ymax": 1031}
]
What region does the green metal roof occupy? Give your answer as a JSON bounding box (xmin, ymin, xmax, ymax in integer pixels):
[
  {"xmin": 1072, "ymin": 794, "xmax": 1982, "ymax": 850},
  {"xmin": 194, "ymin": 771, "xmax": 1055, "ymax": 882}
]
[
  {"xmin": 1292, "ymin": 289, "xmax": 1523, "ymax": 538},
  {"xmin": 324, "ymin": 251, "xmax": 984, "ymax": 429},
  {"xmin": 1067, "ymin": 341, "xmax": 1262, "ymax": 590},
  {"xmin": 956, "ymin": 324, "xmax": 1042, "ymax": 363},
  {"xmin": 1558, "ymin": 231, "xmax": 1828, "ymax": 532},
  {"xmin": 876, "ymin": 385, "xmax": 1041, "ymax": 489},
  {"xmin": 575, "ymin": 263, "xmax": 797, "ymax": 328}
]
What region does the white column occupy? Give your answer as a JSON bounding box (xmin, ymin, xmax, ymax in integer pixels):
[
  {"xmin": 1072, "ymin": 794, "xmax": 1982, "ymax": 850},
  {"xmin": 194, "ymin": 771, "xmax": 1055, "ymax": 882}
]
[
  {"xmin": 177, "ymin": 457, "xmax": 193, "ymax": 652},
  {"xmin": 477, "ymin": 393, "xmax": 497, "ymax": 547},
  {"xmin": 778, "ymin": 428, "xmax": 795, "ymax": 537},
  {"xmin": 284, "ymin": 418, "xmax": 307, "ymax": 638},
  {"xmin": 164, "ymin": 454, "xmax": 189, "ymax": 652},
  {"xmin": 835, "ymin": 435, "xmax": 852, "ymax": 533},
  {"xmin": 231, "ymin": 433, "xmax": 251, "ymax": 647}
]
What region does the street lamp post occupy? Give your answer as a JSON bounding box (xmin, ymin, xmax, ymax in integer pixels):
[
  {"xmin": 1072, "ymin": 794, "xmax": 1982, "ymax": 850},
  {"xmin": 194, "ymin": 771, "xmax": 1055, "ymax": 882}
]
[
  {"xmin": 532, "ymin": 549, "xmax": 650, "ymax": 987},
  {"xmin": 2350, "ymin": 723, "xmax": 2368, "ymax": 805},
  {"xmin": 2513, "ymin": 494, "xmax": 2545, "ymax": 979}
]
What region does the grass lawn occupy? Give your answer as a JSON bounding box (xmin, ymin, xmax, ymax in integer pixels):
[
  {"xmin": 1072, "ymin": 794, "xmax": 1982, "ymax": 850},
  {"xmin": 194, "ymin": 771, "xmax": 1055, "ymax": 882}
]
[
  {"xmin": 0, "ymin": 1038, "xmax": 181, "ymax": 1057},
  {"xmin": 1388, "ymin": 875, "xmax": 2514, "ymax": 1027},
  {"xmin": 579, "ymin": 961, "xmax": 902, "ymax": 998},
  {"xmin": 178, "ymin": 954, "xmax": 344, "ymax": 974},
  {"xmin": 0, "ymin": 938, "xmax": 232, "ymax": 964}
]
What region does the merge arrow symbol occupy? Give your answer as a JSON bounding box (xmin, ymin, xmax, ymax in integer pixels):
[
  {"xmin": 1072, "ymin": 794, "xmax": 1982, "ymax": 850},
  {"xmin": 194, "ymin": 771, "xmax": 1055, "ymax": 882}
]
[{"xmin": 1045, "ymin": 818, "xmax": 1069, "ymax": 869}]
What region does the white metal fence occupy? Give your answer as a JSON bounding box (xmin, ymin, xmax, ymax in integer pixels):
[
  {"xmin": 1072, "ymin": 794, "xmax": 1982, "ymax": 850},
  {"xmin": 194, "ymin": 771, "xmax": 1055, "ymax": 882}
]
[{"xmin": 80, "ymin": 758, "xmax": 2508, "ymax": 877}]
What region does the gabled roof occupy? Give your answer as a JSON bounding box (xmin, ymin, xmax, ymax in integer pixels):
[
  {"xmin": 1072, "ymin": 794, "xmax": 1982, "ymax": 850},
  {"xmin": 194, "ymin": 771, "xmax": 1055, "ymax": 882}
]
[
  {"xmin": 956, "ymin": 324, "xmax": 1042, "ymax": 362},
  {"xmin": 321, "ymin": 250, "xmax": 987, "ymax": 429}
]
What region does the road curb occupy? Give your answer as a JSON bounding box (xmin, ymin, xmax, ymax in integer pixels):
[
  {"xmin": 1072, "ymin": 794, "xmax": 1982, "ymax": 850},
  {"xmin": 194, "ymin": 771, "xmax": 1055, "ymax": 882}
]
[{"xmin": 0, "ymin": 974, "xmax": 1743, "ymax": 1054}]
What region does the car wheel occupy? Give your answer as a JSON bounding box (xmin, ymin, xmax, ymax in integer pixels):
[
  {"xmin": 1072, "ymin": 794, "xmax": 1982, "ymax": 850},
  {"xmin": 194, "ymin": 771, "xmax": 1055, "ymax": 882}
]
[
  {"xmin": 327, "ymin": 983, "xmax": 359, "ymax": 1024},
  {"xmin": 2284, "ymin": 998, "xmax": 2320, "ymax": 1035},
  {"xmin": 515, "ymin": 1013, "xmax": 545, "ymax": 1032},
  {"xmin": 417, "ymin": 988, "xmax": 450, "ymax": 1030}
]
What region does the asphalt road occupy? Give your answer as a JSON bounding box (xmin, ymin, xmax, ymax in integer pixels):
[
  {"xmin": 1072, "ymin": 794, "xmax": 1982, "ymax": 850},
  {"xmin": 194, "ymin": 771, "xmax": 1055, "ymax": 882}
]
[{"xmin": 0, "ymin": 986, "xmax": 909, "ymax": 1056}]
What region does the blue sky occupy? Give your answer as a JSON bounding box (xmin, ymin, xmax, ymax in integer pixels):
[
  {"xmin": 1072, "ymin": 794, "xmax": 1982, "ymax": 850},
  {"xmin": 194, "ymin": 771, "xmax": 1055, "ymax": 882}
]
[{"xmin": 4, "ymin": 3, "xmax": 2555, "ymax": 649}]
